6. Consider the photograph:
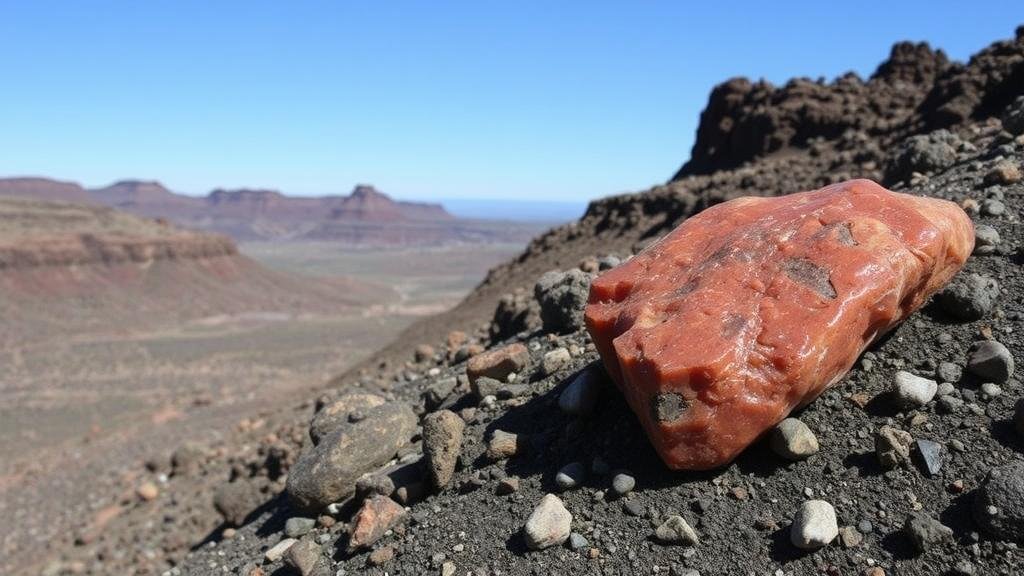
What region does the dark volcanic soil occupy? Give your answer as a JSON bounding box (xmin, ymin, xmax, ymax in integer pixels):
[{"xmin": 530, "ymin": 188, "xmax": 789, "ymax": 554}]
[{"xmin": 29, "ymin": 25, "xmax": 1024, "ymax": 576}]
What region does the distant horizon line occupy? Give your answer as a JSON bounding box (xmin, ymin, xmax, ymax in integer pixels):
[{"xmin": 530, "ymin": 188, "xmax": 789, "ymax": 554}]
[{"xmin": 0, "ymin": 173, "xmax": 600, "ymax": 206}]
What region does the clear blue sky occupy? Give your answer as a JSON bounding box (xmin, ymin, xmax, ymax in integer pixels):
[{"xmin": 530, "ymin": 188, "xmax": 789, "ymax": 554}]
[{"xmin": 2, "ymin": 2, "xmax": 1022, "ymax": 202}]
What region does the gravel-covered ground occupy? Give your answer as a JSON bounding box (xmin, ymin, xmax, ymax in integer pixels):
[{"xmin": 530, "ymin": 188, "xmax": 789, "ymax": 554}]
[{"xmin": 34, "ymin": 26, "xmax": 1024, "ymax": 576}]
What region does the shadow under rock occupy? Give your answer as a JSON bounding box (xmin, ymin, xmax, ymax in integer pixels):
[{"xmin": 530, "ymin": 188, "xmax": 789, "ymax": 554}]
[
  {"xmin": 768, "ymin": 525, "xmax": 811, "ymax": 564},
  {"xmin": 939, "ymin": 492, "xmax": 978, "ymax": 544},
  {"xmin": 880, "ymin": 527, "xmax": 917, "ymax": 561},
  {"xmin": 989, "ymin": 417, "xmax": 1024, "ymax": 454},
  {"xmin": 842, "ymin": 450, "xmax": 884, "ymax": 478},
  {"xmin": 190, "ymin": 494, "xmax": 285, "ymax": 552}
]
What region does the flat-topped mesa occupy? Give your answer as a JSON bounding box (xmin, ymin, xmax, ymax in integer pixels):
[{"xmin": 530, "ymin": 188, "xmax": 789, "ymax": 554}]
[{"xmin": 585, "ymin": 179, "xmax": 973, "ymax": 470}]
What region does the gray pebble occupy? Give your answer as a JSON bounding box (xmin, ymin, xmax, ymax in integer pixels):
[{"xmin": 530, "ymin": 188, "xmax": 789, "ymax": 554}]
[
  {"xmin": 768, "ymin": 417, "xmax": 819, "ymax": 460},
  {"xmin": 914, "ymin": 439, "xmax": 944, "ymax": 477},
  {"xmin": 893, "ymin": 371, "xmax": 938, "ymax": 408},
  {"xmin": 973, "ymin": 461, "xmax": 1024, "ymax": 541},
  {"xmin": 966, "ymin": 340, "xmax": 1015, "ymax": 384},
  {"xmin": 555, "ymin": 462, "xmax": 586, "ymax": 490},
  {"xmin": 973, "ymin": 224, "xmax": 1001, "ymax": 255},
  {"xmin": 654, "ymin": 515, "xmax": 699, "ymax": 546},
  {"xmin": 904, "ymin": 512, "xmax": 953, "ymax": 552},
  {"xmin": 284, "ymin": 517, "xmax": 317, "ymax": 538},
  {"xmin": 611, "ymin": 472, "xmax": 636, "ymax": 496},
  {"xmin": 936, "ymin": 361, "xmax": 962, "ymax": 384},
  {"xmin": 567, "ymin": 532, "xmax": 589, "ymax": 550},
  {"xmin": 558, "ymin": 366, "xmax": 603, "ymax": 417},
  {"xmin": 936, "ymin": 274, "xmax": 999, "ymax": 321},
  {"xmin": 790, "ymin": 500, "xmax": 838, "ymax": 550}
]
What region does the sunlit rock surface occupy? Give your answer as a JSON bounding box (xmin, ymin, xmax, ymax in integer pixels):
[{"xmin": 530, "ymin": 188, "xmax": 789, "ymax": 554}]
[{"xmin": 585, "ymin": 179, "xmax": 973, "ymax": 470}]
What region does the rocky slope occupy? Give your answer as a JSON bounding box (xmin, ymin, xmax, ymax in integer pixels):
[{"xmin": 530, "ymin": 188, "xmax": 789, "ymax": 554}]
[
  {"xmin": 0, "ymin": 197, "xmax": 383, "ymax": 345},
  {"xmin": 28, "ymin": 25, "xmax": 1024, "ymax": 576}
]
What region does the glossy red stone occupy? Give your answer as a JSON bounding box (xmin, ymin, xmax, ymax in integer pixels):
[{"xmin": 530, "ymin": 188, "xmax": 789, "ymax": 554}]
[{"xmin": 585, "ymin": 180, "xmax": 973, "ymax": 470}]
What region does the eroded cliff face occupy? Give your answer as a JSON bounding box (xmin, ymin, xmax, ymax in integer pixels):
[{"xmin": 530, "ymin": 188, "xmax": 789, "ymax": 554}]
[{"xmin": 0, "ymin": 197, "xmax": 377, "ymax": 344}]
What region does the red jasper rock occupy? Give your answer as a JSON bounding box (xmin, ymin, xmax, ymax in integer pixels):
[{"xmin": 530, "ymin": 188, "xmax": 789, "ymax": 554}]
[
  {"xmin": 585, "ymin": 180, "xmax": 973, "ymax": 470},
  {"xmin": 348, "ymin": 495, "xmax": 406, "ymax": 551}
]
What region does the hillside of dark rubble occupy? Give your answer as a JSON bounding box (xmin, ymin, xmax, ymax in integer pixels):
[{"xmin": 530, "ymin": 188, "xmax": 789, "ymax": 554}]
[{"xmin": 31, "ymin": 26, "xmax": 1024, "ymax": 576}]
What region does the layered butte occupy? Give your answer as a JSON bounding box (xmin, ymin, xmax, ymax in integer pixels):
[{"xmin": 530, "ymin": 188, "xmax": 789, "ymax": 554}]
[{"xmin": 585, "ymin": 179, "xmax": 973, "ymax": 470}]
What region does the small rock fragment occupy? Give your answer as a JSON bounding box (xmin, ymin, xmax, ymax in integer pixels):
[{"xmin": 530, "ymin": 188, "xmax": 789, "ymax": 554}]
[
  {"xmin": 367, "ymin": 546, "xmax": 395, "ymax": 566},
  {"xmin": 973, "ymin": 225, "xmax": 1000, "ymax": 255},
  {"xmin": 611, "ymin": 472, "xmax": 635, "ymax": 496},
  {"xmin": 966, "ymin": 340, "xmax": 1015, "ymax": 384},
  {"xmin": 542, "ymin": 348, "xmax": 572, "ymax": 375},
  {"xmin": 567, "ymin": 532, "xmax": 589, "ymax": 550},
  {"xmin": 284, "ymin": 517, "xmax": 316, "ymax": 538},
  {"xmin": 136, "ymin": 482, "xmax": 159, "ymax": 502},
  {"xmin": 348, "ymin": 495, "xmax": 406, "ymax": 551},
  {"xmin": 213, "ymin": 481, "xmax": 263, "ymax": 527},
  {"xmin": 535, "ymin": 269, "xmax": 591, "ymax": 333},
  {"xmin": 936, "ymin": 361, "xmax": 962, "ymax": 384},
  {"xmin": 287, "ymin": 403, "xmax": 416, "ymax": 513},
  {"xmin": 838, "ymin": 526, "xmax": 862, "ymax": 548},
  {"xmin": 875, "ymin": 425, "xmax": 914, "ymax": 470},
  {"xmin": 973, "ymin": 461, "xmax": 1024, "ymax": 541},
  {"xmin": 523, "ymin": 494, "xmax": 572, "ymax": 550},
  {"xmin": 355, "ymin": 473, "xmax": 395, "ymax": 501},
  {"xmin": 768, "ymin": 417, "xmax": 820, "ymax": 460},
  {"xmin": 486, "ymin": 429, "xmax": 522, "ymax": 460},
  {"xmin": 986, "ymin": 161, "xmax": 1022, "ymax": 185},
  {"xmin": 654, "ymin": 515, "xmax": 699, "ymax": 546},
  {"xmin": 914, "ymin": 439, "xmax": 944, "ymax": 477},
  {"xmin": 790, "ymin": 500, "xmax": 838, "ymax": 550},
  {"xmin": 936, "ymin": 274, "xmax": 999, "ymax": 321},
  {"xmin": 903, "ymin": 512, "xmax": 952, "ymax": 552},
  {"xmin": 422, "ymin": 410, "xmax": 465, "ymax": 490},
  {"xmin": 264, "ymin": 538, "xmax": 297, "ymax": 563},
  {"xmin": 466, "ymin": 343, "xmax": 530, "ymax": 384},
  {"xmin": 496, "ymin": 476, "xmax": 519, "ymax": 495},
  {"xmin": 892, "ymin": 371, "xmax": 937, "ymax": 408},
  {"xmin": 284, "ymin": 536, "xmax": 322, "ymax": 576},
  {"xmin": 558, "ymin": 366, "xmax": 603, "ymax": 416},
  {"xmin": 555, "ymin": 462, "xmax": 586, "ymax": 491}
]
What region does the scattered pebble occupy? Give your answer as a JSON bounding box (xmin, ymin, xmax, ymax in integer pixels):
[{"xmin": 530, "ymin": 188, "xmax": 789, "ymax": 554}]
[
  {"xmin": 555, "ymin": 462, "xmax": 586, "ymax": 490},
  {"xmin": 422, "ymin": 409, "xmax": 465, "ymax": 490},
  {"xmin": 838, "ymin": 526, "xmax": 863, "ymax": 548},
  {"xmin": 972, "ymin": 461, "xmax": 1024, "ymax": 541},
  {"xmin": 558, "ymin": 365, "xmax": 603, "ymax": 416},
  {"xmin": 284, "ymin": 517, "xmax": 316, "ymax": 538},
  {"xmin": 973, "ymin": 224, "xmax": 1001, "ymax": 255},
  {"xmin": 966, "ymin": 340, "xmax": 1015, "ymax": 384},
  {"xmin": 903, "ymin": 512, "xmax": 952, "ymax": 553},
  {"xmin": 611, "ymin": 472, "xmax": 636, "ymax": 496},
  {"xmin": 914, "ymin": 439, "xmax": 943, "ymax": 477},
  {"xmin": 790, "ymin": 500, "xmax": 838, "ymax": 550},
  {"xmin": 542, "ymin": 348, "xmax": 572, "ymax": 375},
  {"xmin": 486, "ymin": 430, "xmax": 521, "ymax": 460},
  {"xmin": 496, "ymin": 477, "xmax": 519, "ymax": 495},
  {"xmin": 654, "ymin": 515, "xmax": 699, "ymax": 546},
  {"xmin": 935, "ymin": 273, "xmax": 999, "ymax": 321},
  {"xmin": 875, "ymin": 425, "xmax": 913, "ymax": 470},
  {"xmin": 284, "ymin": 536, "xmax": 322, "ymax": 576},
  {"xmin": 892, "ymin": 371, "xmax": 937, "ymax": 408},
  {"xmin": 936, "ymin": 361, "xmax": 962, "ymax": 384},
  {"xmin": 523, "ymin": 494, "xmax": 572, "ymax": 550},
  {"xmin": 768, "ymin": 417, "xmax": 819, "ymax": 460},
  {"xmin": 567, "ymin": 532, "xmax": 589, "ymax": 551},
  {"xmin": 264, "ymin": 538, "xmax": 297, "ymax": 563}
]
